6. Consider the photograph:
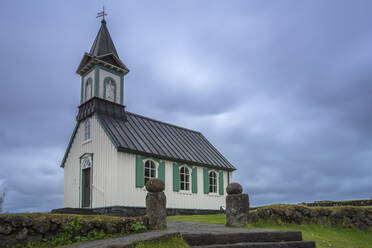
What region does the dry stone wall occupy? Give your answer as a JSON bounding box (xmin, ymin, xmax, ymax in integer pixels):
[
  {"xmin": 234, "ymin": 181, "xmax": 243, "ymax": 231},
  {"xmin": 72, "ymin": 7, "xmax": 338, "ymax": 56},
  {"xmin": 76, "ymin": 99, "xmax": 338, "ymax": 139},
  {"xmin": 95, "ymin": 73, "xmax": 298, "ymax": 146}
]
[
  {"xmin": 0, "ymin": 214, "xmax": 148, "ymax": 248},
  {"xmin": 249, "ymin": 206, "xmax": 372, "ymax": 230},
  {"xmin": 304, "ymin": 200, "xmax": 372, "ymax": 207}
]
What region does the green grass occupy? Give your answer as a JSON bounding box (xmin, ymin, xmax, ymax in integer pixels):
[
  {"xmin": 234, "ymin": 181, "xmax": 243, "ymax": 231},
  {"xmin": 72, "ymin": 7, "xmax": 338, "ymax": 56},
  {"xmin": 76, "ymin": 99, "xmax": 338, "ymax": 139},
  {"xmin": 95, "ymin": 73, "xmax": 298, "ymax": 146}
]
[
  {"xmin": 169, "ymin": 214, "xmax": 226, "ymax": 224},
  {"xmin": 134, "ymin": 234, "xmax": 189, "ymax": 248},
  {"xmin": 249, "ymin": 220, "xmax": 372, "ymax": 248},
  {"xmin": 168, "ymin": 214, "xmax": 372, "ymax": 248}
]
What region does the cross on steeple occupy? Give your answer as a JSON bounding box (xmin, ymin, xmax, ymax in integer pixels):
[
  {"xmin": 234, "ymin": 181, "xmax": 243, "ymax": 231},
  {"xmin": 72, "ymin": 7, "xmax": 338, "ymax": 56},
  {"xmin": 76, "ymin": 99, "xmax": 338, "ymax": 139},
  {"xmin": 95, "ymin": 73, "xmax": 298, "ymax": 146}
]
[{"xmin": 96, "ymin": 6, "xmax": 107, "ymax": 21}]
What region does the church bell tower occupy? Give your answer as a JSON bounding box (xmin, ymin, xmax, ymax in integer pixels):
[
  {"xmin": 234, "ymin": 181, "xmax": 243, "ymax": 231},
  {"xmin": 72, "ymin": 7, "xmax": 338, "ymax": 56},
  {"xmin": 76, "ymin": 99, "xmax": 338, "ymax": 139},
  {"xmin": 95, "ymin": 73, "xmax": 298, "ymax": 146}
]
[{"xmin": 76, "ymin": 18, "xmax": 129, "ymax": 106}]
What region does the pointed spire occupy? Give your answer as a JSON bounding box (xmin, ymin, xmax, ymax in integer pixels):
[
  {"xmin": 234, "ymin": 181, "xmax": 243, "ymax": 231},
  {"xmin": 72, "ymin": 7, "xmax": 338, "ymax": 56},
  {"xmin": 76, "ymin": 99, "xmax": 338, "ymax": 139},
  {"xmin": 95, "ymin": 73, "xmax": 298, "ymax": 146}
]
[
  {"xmin": 76, "ymin": 16, "xmax": 129, "ymax": 75},
  {"xmin": 89, "ymin": 19, "xmax": 119, "ymax": 58}
]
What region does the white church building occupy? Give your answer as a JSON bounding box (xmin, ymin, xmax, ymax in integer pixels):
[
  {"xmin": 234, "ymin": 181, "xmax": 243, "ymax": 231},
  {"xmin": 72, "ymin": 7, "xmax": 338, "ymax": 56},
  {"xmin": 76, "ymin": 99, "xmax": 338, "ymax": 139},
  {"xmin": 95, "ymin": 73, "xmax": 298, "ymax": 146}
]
[{"xmin": 61, "ymin": 18, "xmax": 236, "ymax": 212}]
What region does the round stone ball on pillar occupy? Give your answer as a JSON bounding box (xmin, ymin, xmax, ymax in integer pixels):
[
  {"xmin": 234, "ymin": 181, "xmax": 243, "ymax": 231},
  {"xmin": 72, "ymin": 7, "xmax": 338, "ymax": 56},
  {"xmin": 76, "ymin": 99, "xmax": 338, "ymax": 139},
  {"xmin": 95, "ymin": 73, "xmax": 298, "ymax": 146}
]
[
  {"xmin": 145, "ymin": 178, "xmax": 167, "ymax": 230},
  {"xmin": 226, "ymin": 182, "xmax": 249, "ymax": 227}
]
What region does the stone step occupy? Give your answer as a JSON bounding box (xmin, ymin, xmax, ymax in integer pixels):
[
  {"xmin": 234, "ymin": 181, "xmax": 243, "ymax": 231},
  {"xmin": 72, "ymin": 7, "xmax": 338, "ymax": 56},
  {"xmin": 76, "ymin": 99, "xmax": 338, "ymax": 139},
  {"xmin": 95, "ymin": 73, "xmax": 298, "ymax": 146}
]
[
  {"xmin": 183, "ymin": 231, "xmax": 303, "ymax": 246},
  {"xmin": 192, "ymin": 241, "xmax": 316, "ymax": 248}
]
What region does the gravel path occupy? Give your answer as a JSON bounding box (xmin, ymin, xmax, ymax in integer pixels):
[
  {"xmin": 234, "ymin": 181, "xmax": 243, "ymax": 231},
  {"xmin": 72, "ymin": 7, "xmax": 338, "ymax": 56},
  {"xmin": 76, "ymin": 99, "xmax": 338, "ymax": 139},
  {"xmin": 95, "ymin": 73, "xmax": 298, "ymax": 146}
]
[{"xmin": 63, "ymin": 221, "xmax": 273, "ymax": 248}]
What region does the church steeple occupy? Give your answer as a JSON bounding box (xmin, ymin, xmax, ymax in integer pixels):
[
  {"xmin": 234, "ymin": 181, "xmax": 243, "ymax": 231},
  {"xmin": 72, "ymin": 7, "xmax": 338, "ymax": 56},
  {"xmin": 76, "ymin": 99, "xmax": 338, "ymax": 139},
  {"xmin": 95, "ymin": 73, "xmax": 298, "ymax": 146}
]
[
  {"xmin": 76, "ymin": 16, "xmax": 129, "ymax": 106},
  {"xmin": 89, "ymin": 19, "xmax": 119, "ymax": 58}
]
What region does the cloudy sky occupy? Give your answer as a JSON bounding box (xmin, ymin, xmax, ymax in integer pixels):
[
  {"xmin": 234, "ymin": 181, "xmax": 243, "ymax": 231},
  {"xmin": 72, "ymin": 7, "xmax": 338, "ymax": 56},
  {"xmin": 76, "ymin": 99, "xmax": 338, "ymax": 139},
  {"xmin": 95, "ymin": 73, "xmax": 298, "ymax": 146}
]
[{"xmin": 1, "ymin": 0, "xmax": 372, "ymax": 213}]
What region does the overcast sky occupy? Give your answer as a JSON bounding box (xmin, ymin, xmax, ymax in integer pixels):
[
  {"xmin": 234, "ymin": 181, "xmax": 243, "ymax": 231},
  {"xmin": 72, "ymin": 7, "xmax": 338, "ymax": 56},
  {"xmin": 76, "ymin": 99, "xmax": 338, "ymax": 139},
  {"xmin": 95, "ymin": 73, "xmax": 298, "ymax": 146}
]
[{"xmin": 1, "ymin": 0, "xmax": 372, "ymax": 213}]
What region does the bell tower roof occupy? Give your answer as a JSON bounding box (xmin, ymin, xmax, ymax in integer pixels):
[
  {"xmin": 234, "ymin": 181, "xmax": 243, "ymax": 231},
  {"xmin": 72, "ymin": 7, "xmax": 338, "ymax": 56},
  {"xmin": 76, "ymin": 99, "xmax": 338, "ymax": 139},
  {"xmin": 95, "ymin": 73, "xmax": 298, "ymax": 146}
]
[
  {"xmin": 76, "ymin": 18, "xmax": 129, "ymax": 75},
  {"xmin": 89, "ymin": 19, "xmax": 119, "ymax": 58}
]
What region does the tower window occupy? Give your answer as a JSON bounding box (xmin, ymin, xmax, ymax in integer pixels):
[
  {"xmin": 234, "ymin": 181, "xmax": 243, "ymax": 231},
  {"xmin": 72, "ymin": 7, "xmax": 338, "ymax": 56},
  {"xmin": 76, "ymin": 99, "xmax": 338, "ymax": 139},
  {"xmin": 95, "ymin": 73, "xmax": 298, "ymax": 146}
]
[
  {"xmin": 85, "ymin": 78, "xmax": 93, "ymax": 101},
  {"xmin": 144, "ymin": 160, "xmax": 156, "ymax": 185},
  {"xmin": 209, "ymin": 171, "xmax": 217, "ymax": 193},
  {"xmin": 180, "ymin": 166, "xmax": 190, "ymax": 191},
  {"xmin": 104, "ymin": 77, "xmax": 116, "ymax": 102},
  {"xmin": 84, "ymin": 119, "xmax": 91, "ymax": 141}
]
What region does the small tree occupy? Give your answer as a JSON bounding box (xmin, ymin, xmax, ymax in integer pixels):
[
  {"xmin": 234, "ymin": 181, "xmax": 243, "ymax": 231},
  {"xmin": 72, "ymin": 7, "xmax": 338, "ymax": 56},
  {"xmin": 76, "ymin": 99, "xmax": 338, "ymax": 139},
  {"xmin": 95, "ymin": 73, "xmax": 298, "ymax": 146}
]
[{"xmin": 0, "ymin": 191, "xmax": 5, "ymax": 213}]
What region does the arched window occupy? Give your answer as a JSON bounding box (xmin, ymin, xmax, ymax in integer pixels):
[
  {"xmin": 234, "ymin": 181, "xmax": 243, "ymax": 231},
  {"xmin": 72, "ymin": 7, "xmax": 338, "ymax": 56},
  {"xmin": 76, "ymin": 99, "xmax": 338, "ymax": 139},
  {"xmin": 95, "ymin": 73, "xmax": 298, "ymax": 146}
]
[
  {"xmin": 104, "ymin": 77, "xmax": 116, "ymax": 102},
  {"xmin": 84, "ymin": 119, "xmax": 90, "ymax": 141},
  {"xmin": 85, "ymin": 78, "xmax": 92, "ymax": 101},
  {"xmin": 82, "ymin": 157, "xmax": 92, "ymax": 169},
  {"xmin": 144, "ymin": 160, "xmax": 156, "ymax": 184},
  {"xmin": 180, "ymin": 166, "xmax": 190, "ymax": 191},
  {"xmin": 209, "ymin": 171, "xmax": 217, "ymax": 193}
]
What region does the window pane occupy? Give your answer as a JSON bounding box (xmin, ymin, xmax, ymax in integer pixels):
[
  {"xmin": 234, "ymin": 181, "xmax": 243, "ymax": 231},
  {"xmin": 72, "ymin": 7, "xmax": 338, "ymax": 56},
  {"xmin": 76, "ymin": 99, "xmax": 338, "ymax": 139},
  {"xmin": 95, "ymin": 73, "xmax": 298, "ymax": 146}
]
[
  {"xmin": 186, "ymin": 175, "xmax": 189, "ymax": 182},
  {"xmin": 186, "ymin": 183, "xmax": 189, "ymax": 190},
  {"xmin": 150, "ymin": 169, "xmax": 155, "ymax": 178},
  {"xmin": 180, "ymin": 174, "xmax": 184, "ymax": 181},
  {"xmin": 181, "ymin": 182, "xmax": 185, "ymax": 190},
  {"xmin": 145, "ymin": 168, "xmax": 149, "ymax": 177}
]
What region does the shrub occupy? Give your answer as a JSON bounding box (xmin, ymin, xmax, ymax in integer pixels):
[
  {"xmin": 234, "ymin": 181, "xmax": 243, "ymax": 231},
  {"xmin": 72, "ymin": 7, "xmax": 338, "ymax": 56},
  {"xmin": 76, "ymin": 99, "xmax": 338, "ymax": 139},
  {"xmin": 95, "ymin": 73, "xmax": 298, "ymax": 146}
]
[{"xmin": 130, "ymin": 221, "xmax": 147, "ymax": 232}]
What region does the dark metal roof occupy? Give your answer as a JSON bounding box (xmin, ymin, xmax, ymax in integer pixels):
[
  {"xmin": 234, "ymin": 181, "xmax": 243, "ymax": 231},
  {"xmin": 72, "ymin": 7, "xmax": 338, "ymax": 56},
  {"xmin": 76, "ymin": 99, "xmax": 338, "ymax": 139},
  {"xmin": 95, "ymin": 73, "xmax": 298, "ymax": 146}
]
[
  {"xmin": 96, "ymin": 110, "xmax": 236, "ymax": 171},
  {"xmin": 61, "ymin": 98, "xmax": 236, "ymax": 170},
  {"xmin": 89, "ymin": 19, "xmax": 118, "ymax": 58},
  {"xmin": 76, "ymin": 20, "xmax": 129, "ymax": 75},
  {"xmin": 76, "ymin": 97, "xmax": 126, "ymax": 122}
]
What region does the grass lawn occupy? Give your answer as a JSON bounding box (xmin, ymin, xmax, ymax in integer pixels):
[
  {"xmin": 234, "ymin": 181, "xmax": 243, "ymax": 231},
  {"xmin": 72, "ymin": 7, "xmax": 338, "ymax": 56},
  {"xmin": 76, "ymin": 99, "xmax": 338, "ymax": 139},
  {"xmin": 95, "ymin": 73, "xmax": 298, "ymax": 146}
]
[
  {"xmin": 168, "ymin": 214, "xmax": 372, "ymax": 248},
  {"xmin": 134, "ymin": 234, "xmax": 189, "ymax": 248}
]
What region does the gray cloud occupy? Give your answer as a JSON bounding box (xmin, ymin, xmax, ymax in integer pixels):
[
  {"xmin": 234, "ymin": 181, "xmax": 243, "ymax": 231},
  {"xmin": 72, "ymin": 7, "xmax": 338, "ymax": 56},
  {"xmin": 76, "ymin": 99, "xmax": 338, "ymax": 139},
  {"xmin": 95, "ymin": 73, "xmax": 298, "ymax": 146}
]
[{"xmin": 1, "ymin": 0, "xmax": 372, "ymax": 212}]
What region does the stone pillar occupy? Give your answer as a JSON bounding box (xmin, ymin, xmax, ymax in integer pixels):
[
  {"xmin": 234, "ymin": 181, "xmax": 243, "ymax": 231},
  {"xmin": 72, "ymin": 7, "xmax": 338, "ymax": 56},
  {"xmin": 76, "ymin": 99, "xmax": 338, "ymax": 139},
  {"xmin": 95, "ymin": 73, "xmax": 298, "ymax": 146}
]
[
  {"xmin": 226, "ymin": 182, "xmax": 249, "ymax": 227},
  {"xmin": 145, "ymin": 178, "xmax": 167, "ymax": 230}
]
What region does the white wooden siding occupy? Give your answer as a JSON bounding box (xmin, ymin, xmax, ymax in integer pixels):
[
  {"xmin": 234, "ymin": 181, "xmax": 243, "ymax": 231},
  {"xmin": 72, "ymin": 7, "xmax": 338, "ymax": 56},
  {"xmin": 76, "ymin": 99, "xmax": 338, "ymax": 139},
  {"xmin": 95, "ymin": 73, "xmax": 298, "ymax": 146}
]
[
  {"xmin": 63, "ymin": 115, "xmax": 118, "ymax": 208},
  {"xmin": 64, "ymin": 117, "xmax": 233, "ymax": 210},
  {"xmin": 116, "ymin": 152, "xmax": 230, "ymax": 210}
]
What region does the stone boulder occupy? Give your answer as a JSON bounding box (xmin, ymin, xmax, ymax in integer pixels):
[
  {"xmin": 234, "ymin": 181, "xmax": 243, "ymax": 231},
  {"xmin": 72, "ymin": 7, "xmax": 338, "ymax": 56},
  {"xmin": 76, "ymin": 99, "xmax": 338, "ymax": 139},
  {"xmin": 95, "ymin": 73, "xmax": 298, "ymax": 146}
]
[
  {"xmin": 226, "ymin": 182, "xmax": 243, "ymax": 195},
  {"xmin": 226, "ymin": 183, "xmax": 249, "ymax": 227},
  {"xmin": 146, "ymin": 192, "xmax": 167, "ymax": 229},
  {"xmin": 145, "ymin": 178, "xmax": 165, "ymax": 192}
]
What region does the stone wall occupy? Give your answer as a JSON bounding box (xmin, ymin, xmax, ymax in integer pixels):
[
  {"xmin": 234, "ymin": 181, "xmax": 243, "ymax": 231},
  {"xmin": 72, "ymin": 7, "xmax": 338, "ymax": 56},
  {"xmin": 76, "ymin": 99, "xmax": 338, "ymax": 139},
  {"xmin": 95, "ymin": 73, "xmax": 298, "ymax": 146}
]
[
  {"xmin": 249, "ymin": 206, "xmax": 372, "ymax": 230},
  {"xmin": 304, "ymin": 200, "xmax": 372, "ymax": 207},
  {"xmin": 52, "ymin": 206, "xmax": 223, "ymax": 217},
  {"xmin": 0, "ymin": 213, "xmax": 148, "ymax": 248}
]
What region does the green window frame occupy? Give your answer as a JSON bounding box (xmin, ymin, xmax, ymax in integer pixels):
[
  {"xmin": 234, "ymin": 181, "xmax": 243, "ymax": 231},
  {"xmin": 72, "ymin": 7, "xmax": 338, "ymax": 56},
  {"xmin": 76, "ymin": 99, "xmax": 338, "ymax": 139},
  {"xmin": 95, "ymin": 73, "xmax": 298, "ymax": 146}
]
[
  {"xmin": 135, "ymin": 155, "xmax": 165, "ymax": 187},
  {"xmin": 203, "ymin": 168, "xmax": 224, "ymax": 195},
  {"xmin": 179, "ymin": 165, "xmax": 191, "ymax": 192},
  {"xmin": 209, "ymin": 171, "xmax": 218, "ymax": 193},
  {"xmin": 173, "ymin": 163, "xmax": 197, "ymax": 193},
  {"xmin": 144, "ymin": 159, "xmax": 157, "ymax": 185}
]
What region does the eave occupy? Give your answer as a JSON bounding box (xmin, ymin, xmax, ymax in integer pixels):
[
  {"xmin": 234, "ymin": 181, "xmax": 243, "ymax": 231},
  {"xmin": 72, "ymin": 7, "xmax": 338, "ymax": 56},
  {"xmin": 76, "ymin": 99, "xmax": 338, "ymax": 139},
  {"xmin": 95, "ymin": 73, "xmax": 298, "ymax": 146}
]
[
  {"xmin": 117, "ymin": 147, "xmax": 237, "ymax": 172},
  {"xmin": 76, "ymin": 53, "xmax": 129, "ymax": 76}
]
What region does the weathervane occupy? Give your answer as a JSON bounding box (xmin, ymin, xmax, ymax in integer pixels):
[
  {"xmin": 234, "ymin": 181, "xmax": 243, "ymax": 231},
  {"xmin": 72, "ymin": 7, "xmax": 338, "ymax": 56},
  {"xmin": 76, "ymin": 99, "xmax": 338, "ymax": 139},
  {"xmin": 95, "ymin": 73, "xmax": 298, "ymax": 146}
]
[{"xmin": 96, "ymin": 6, "xmax": 107, "ymax": 20}]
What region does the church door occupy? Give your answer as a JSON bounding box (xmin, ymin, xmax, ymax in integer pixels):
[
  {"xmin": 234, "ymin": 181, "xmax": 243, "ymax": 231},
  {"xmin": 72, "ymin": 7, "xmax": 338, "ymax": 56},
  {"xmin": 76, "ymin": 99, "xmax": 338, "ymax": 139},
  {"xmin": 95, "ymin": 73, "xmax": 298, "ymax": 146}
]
[{"xmin": 82, "ymin": 168, "xmax": 91, "ymax": 207}]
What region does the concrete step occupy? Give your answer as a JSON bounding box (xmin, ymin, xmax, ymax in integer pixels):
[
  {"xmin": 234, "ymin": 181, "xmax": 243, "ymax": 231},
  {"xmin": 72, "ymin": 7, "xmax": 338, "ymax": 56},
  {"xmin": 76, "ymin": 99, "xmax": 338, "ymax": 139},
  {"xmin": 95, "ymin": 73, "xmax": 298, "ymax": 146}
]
[
  {"xmin": 192, "ymin": 241, "xmax": 316, "ymax": 248},
  {"xmin": 183, "ymin": 231, "xmax": 304, "ymax": 246}
]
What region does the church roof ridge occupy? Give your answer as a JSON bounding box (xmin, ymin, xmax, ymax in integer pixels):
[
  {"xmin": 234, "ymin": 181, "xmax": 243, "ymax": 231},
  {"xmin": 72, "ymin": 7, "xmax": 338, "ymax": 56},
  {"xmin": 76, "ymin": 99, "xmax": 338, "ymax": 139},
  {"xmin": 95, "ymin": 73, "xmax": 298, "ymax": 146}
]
[{"xmin": 125, "ymin": 111, "xmax": 202, "ymax": 135}]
